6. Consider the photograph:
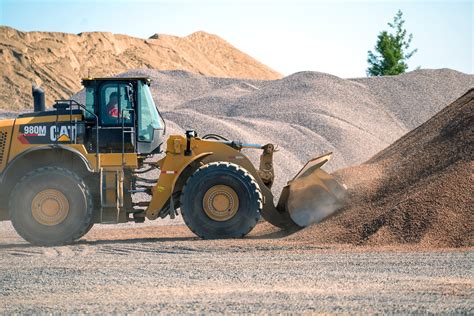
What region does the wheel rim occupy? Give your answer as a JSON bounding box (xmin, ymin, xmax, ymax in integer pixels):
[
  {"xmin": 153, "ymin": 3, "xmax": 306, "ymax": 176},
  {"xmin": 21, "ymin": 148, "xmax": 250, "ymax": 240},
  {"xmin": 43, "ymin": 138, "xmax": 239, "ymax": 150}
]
[
  {"xmin": 31, "ymin": 189, "xmax": 70, "ymax": 226},
  {"xmin": 202, "ymin": 185, "xmax": 239, "ymax": 221}
]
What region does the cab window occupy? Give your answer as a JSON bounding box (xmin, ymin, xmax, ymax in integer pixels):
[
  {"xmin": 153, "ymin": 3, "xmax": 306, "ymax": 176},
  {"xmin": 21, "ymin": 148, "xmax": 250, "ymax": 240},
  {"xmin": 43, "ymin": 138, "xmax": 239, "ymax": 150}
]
[
  {"xmin": 84, "ymin": 87, "xmax": 95, "ymax": 120},
  {"xmin": 100, "ymin": 83, "xmax": 133, "ymax": 126},
  {"xmin": 138, "ymin": 81, "xmax": 163, "ymax": 141}
]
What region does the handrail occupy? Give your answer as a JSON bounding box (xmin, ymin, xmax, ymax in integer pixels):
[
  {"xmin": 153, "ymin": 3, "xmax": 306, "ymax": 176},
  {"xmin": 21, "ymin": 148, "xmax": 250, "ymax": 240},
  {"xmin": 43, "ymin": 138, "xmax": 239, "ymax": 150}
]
[{"xmin": 121, "ymin": 108, "xmax": 135, "ymax": 167}]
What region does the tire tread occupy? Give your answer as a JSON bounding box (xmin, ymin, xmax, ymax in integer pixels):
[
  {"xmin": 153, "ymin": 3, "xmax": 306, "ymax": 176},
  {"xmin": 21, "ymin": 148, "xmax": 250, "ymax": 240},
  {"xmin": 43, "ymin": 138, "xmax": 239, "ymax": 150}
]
[{"xmin": 180, "ymin": 162, "xmax": 263, "ymax": 239}]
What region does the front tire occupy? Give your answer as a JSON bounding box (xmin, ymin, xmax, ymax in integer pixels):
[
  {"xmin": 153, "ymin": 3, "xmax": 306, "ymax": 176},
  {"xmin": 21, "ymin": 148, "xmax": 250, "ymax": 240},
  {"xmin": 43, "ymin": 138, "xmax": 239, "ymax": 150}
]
[
  {"xmin": 9, "ymin": 167, "xmax": 93, "ymax": 246},
  {"xmin": 180, "ymin": 162, "xmax": 262, "ymax": 239}
]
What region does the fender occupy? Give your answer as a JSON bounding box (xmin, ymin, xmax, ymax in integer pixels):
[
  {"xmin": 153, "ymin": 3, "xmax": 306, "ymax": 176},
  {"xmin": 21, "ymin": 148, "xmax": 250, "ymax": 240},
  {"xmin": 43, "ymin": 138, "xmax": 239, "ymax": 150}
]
[
  {"xmin": 145, "ymin": 135, "xmax": 277, "ymax": 220},
  {"xmin": 0, "ymin": 144, "xmax": 94, "ymax": 184},
  {"xmin": 146, "ymin": 152, "xmax": 212, "ymax": 220}
]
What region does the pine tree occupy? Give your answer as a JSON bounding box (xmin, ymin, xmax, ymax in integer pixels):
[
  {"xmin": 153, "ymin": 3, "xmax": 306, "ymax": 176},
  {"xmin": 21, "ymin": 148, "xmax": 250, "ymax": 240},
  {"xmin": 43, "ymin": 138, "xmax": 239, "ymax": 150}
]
[{"xmin": 367, "ymin": 10, "xmax": 417, "ymax": 76}]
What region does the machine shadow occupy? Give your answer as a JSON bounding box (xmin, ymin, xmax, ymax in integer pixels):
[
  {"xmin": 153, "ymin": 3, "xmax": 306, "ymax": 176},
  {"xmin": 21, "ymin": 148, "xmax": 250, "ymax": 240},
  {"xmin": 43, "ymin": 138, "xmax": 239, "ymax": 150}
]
[
  {"xmin": 0, "ymin": 236, "xmax": 199, "ymax": 249},
  {"xmin": 77, "ymin": 236, "xmax": 200, "ymax": 246},
  {"xmin": 0, "ymin": 229, "xmax": 300, "ymax": 249}
]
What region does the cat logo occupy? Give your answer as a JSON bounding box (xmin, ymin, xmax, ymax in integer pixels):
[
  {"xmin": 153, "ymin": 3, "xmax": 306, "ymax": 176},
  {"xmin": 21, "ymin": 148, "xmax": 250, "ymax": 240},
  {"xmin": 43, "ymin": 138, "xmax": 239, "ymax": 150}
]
[{"xmin": 50, "ymin": 125, "xmax": 76, "ymax": 142}]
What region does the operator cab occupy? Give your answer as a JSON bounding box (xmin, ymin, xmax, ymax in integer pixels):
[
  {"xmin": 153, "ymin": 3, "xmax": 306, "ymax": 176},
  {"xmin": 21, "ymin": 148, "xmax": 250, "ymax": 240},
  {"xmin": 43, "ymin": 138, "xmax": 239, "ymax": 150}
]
[{"xmin": 81, "ymin": 77, "xmax": 165, "ymax": 154}]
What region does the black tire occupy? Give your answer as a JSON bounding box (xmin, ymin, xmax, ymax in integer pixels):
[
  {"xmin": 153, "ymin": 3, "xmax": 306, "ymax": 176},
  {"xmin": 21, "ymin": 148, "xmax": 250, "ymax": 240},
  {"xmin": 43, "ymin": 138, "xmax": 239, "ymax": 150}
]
[
  {"xmin": 180, "ymin": 162, "xmax": 262, "ymax": 239},
  {"xmin": 84, "ymin": 222, "xmax": 95, "ymax": 235},
  {"xmin": 9, "ymin": 167, "xmax": 93, "ymax": 246}
]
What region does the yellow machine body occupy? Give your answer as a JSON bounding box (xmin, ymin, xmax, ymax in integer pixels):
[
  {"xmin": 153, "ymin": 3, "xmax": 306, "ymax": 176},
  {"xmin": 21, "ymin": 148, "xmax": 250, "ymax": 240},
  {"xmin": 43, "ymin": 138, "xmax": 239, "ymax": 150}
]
[
  {"xmin": 0, "ymin": 113, "xmax": 273, "ymax": 224},
  {"xmin": 0, "ymin": 114, "xmax": 138, "ymax": 173}
]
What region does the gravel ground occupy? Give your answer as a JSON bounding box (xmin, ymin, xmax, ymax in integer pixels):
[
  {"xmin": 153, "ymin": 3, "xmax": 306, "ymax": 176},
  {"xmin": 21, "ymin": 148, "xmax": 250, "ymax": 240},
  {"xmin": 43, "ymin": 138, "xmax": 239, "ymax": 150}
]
[{"xmin": 0, "ymin": 221, "xmax": 473, "ymax": 314}]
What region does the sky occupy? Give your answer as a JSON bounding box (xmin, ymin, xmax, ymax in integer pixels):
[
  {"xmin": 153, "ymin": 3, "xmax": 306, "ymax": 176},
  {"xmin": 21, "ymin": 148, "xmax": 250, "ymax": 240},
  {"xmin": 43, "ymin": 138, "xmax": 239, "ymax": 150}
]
[{"xmin": 0, "ymin": 0, "xmax": 472, "ymax": 78}]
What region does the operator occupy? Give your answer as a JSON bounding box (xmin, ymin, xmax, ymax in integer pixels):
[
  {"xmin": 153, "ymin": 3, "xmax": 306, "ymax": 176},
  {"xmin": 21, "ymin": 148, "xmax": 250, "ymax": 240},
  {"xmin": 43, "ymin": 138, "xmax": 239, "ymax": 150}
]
[{"xmin": 107, "ymin": 92, "xmax": 119, "ymax": 118}]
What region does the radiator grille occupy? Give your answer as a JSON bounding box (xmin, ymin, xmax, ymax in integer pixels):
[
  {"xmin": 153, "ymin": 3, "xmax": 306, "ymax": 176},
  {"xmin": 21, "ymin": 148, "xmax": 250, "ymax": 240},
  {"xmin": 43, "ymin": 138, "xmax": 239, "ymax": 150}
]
[{"xmin": 0, "ymin": 131, "xmax": 7, "ymax": 165}]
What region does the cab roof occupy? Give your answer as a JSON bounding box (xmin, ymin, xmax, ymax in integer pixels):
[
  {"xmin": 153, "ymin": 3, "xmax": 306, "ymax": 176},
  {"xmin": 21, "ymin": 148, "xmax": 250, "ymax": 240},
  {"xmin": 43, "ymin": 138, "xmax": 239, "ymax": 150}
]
[{"xmin": 81, "ymin": 77, "xmax": 151, "ymax": 85}]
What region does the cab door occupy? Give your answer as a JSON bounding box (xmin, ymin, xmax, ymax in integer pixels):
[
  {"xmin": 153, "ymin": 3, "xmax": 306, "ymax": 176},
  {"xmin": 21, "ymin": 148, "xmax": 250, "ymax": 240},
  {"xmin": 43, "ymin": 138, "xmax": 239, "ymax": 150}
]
[{"xmin": 97, "ymin": 81, "xmax": 136, "ymax": 153}]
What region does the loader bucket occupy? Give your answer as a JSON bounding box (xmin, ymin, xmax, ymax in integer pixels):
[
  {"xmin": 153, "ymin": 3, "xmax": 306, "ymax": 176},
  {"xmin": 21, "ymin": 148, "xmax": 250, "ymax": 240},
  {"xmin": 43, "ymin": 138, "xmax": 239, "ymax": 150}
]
[{"xmin": 261, "ymin": 152, "xmax": 347, "ymax": 230}]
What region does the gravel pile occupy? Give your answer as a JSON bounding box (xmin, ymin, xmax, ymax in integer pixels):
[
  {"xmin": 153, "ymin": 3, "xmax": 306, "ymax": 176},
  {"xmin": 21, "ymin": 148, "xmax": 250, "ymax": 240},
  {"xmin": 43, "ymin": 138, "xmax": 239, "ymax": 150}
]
[
  {"xmin": 352, "ymin": 68, "xmax": 474, "ymax": 129},
  {"xmin": 89, "ymin": 68, "xmax": 473, "ymax": 194},
  {"xmin": 287, "ymin": 89, "xmax": 474, "ymax": 248}
]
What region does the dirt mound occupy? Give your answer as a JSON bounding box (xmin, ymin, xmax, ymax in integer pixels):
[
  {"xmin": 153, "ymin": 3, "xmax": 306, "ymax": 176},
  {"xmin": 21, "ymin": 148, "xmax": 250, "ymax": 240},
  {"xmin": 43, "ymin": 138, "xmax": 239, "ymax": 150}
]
[
  {"xmin": 0, "ymin": 26, "xmax": 281, "ymax": 110},
  {"xmin": 288, "ymin": 89, "xmax": 474, "ymax": 248}
]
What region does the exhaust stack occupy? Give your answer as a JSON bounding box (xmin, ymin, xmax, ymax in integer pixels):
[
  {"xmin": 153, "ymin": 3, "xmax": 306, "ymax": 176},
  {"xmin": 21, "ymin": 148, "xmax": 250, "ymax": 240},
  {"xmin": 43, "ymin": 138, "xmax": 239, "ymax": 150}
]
[{"xmin": 32, "ymin": 84, "xmax": 45, "ymax": 112}]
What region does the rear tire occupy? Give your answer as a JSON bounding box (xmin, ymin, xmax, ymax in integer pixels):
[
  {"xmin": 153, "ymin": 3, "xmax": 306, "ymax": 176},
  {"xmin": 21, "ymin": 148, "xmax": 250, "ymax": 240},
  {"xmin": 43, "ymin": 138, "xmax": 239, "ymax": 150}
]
[
  {"xmin": 9, "ymin": 167, "xmax": 93, "ymax": 246},
  {"xmin": 180, "ymin": 162, "xmax": 262, "ymax": 239}
]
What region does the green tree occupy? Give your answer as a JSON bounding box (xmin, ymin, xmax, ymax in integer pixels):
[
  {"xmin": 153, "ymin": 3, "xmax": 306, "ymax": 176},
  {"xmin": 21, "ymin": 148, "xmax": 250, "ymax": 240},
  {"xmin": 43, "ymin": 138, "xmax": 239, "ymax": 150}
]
[{"xmin": 367, "ymin": 10, "xmax": 417, "ymax": 76}]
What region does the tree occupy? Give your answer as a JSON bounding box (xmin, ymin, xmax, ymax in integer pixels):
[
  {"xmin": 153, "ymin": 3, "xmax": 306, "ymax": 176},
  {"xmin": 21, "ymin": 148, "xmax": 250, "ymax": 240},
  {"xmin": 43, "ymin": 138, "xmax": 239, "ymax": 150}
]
[{"xmin": 366, "ymin": 10, "xmax": 417, "ymax": 76}]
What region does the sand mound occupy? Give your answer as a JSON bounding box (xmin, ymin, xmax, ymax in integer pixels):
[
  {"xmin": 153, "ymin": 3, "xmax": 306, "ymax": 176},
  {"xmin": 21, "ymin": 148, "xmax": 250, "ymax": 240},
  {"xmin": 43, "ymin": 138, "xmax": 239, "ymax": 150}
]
[
  {"xmin": 0, "ymin": 26, "xmax": 281, "ymax": 110},
  {"xmin": 288, "ymin": 89, "xmax": 474, "ymax": 248}
]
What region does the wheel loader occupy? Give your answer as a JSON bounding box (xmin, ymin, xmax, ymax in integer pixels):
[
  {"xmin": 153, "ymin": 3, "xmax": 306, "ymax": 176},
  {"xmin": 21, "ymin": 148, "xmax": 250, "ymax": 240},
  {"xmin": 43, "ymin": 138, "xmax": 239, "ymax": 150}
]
[{"xmin": 0, "ymin": 77, "xmax": 346, "ymax": 246}]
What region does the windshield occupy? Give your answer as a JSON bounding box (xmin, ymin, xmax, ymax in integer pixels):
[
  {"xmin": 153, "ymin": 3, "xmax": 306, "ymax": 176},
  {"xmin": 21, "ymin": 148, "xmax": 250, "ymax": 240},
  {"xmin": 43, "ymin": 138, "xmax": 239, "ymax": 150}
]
[{"xmin": 138, "ymin": 82, "xmax": 164, "ymax": 142}]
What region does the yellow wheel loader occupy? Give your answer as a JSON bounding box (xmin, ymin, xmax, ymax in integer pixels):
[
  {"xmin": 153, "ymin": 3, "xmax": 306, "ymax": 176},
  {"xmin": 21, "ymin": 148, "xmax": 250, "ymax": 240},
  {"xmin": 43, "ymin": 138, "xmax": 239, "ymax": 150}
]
[{"xmin": 0, "ymin": 77, "xmax": 346, "ymax": 246}]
